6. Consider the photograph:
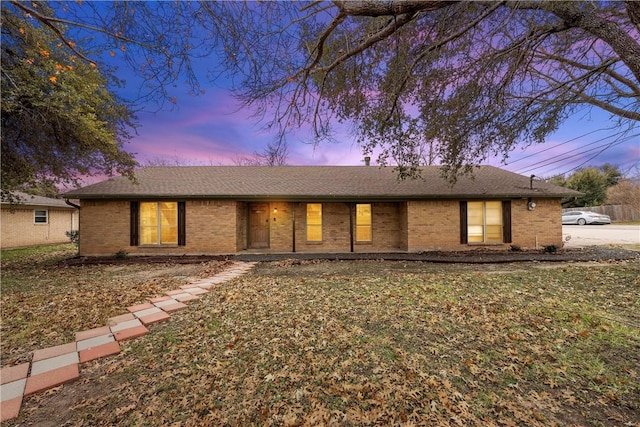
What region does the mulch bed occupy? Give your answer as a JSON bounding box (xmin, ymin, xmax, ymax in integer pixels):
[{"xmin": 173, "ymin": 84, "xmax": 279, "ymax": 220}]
[{"xmin": 59, "ymin": 246, "xmax": 639, "ymax": 266}]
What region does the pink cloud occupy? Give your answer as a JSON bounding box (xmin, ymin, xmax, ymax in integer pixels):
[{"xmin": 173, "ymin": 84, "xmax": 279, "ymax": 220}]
[
  {"xmin": 124, "ymin": 81, "xmax": 637, "ymax": 176},
  {"xmin": 128, "ymin": 87, "xmax": 372, "ymax": 166}
]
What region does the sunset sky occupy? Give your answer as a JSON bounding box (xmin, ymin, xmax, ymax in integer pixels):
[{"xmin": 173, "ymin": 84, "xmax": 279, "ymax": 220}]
[
  {"xmin": 88, "ymin": 4, "xmax": 640, "ymax": 184},
  {"xmin": 126, "ymin": 82, "xmax": 639, "ymax": 178}
]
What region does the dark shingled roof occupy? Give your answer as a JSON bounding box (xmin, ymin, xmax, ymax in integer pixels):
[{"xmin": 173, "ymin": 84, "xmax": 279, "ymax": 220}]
[{"xmin": 63, "ymin": 166, "xmax": 582, "ymax": 201}]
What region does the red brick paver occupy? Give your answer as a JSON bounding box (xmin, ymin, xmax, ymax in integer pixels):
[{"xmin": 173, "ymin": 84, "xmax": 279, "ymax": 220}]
[
  {"xmin": 112, "ymin": 325, "xmax": 149, "ymax": 341},
  {"xmin": 0, "ymin": 363, "xmax": 30, "ymax": 385},
  {"xmin": 31, "ymin": 342, "xmax": 76, "ymax": 363},
  {"xmin": 79, "ymin": 341, "xmax": 121, "ymax": 363},
  {"xmin": 76, "ymin": 326, "xmax": 112, "ymax": 341},
  {"xmin": 0, "ymin": 261, "xmax": 256, "ymax": 421},
  {"xmin": 1, "ymin": 397, "xmax": 24, "ymax": 422},
  {"xmin": 137, "ymin": 310, "xmax": 171, "ymax": 326},
  {"xmin": 153, "ymin": 299, "xmax": 188, "ymax": 313},
  {"xmin": 24, "ymin": 364, "xmax": 80, "ymax": 396},
  {"xmin": 107, "ymin": 312, "xmax": 136, "ymax": 326},
  {"xmin": 127, "ymin": 302, "xmax": 154, "ymax": 313}
]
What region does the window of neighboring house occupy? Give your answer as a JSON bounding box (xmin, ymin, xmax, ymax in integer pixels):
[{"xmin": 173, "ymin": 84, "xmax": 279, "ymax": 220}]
[
  {"xmin": 467, "ymin": 201, "xmax": 503, "ymax": 243},
  {"xmin": 34, "ymin": 210, "xmax": 48, "ymax": 224},
  {"xmin": 355, "ymin": 204, "xmax": 372, "ymax": 242},
  {"xmin": 140, "ymin": 202, "xmax": 178, "ymax": 245},
  {"xmin": 306, "ymin": 203, "xmax": 322, "ymax": 242}
]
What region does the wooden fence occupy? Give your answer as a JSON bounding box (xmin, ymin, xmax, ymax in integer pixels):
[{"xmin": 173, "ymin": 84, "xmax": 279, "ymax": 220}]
[{"xmin": 562, "ymin": 205, "xmax": 640, "ymax": 222}]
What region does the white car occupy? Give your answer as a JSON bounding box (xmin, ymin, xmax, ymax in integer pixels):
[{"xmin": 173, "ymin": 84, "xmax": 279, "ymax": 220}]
[{"xmin": 562, "ymin": 210, "xmax": 611, "ymax": 225}]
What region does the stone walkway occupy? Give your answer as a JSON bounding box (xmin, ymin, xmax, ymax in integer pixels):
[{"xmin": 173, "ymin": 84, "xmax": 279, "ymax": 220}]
[{"xmin": 0, "ymin": 261, "xmax": 256, "ymax": 422}]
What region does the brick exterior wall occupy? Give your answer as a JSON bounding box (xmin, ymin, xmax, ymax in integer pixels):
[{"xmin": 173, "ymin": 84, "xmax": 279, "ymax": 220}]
[
  {"xmin": 405, "ymin": 198, "xmax": 563, "ymax": 251},
  {"xmin": 185, "ymin": 200, "xmax": 238, "ymax": 253},
  {"xmin": 294, "ymin": 202, "xmax": 351, "ymax": 252},
  {"xmin": 236, "ymin": 202, "xmax": 248, "ymax": 251},
  {"xmin": 78, "ymin": 200, "xmax": 130, "ymax": 255},
  {"xmin": 1, "ymin": 207, "xmax": 77, "ymax": 249},
  {"xmin": 270, "ymin": 202, "xmax": 404, "ymax": 253},
  {"xmin": 405, "ymin": 200, "xmax": 463, "ymax": 251},
  {"xmin": 510, "ymin": 198, "xmax": 563, "ymax": 249},
  {"xmin": 78, "ymin": 200, "xmax": 238, "ymax": 256},
  {"xmin": 76, "ymin": 197, "xmax": 564, "ymax": 256},
  {"xmin": 368, "ymin": 202, "xmax": 403, "ymax": 251},
  {"xmin": 268, "ymin": 202, "xmax": 294, "ymax": 252}
]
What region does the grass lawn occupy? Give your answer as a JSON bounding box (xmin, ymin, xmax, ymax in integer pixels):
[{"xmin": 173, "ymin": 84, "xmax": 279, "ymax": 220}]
[
  {"xmin": 1, "ymin": 246, "xmax": 639, "ymax": 426},
  {"xmin": 1, "ymin": 244, "xmax": 232, "ymax": 366}
]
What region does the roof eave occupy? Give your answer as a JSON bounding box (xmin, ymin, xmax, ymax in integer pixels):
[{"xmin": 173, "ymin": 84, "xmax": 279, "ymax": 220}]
[{"xmin": 66, "ymin": 193, "xmax": 575, "ymax": 201}]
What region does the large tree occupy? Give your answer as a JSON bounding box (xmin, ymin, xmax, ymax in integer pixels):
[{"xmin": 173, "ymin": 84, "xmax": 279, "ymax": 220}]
[
  {"xmin": 606, "ymin": 179, "xmax": 640, "ymax": 211},
  {"xmin": 10, "ymin": 1, "xmax": 640, "ymax": 180},
  {"xmin": 1, "ymin": 3, "xmax": 137, "ymax": 200},
  {"xmin": 550, "ymin": 163, "xmax": 623, "ymax": 207}
]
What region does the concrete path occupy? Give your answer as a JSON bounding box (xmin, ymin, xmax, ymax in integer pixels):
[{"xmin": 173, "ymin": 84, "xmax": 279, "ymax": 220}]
[{"xmin": 0, "ymin": 262, "xmax": 256, "ymax": 422}]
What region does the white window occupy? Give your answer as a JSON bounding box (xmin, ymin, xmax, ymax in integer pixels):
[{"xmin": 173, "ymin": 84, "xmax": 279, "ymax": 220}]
[{"xmin": 34, "ymin": 210, "xmax": 48, "ymax": 224}]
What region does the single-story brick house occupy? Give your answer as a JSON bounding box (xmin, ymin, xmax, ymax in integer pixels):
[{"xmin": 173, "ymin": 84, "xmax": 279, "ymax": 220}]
[
  {"xmin": 63, "ymin": 165, "xmax": 581, "ymax": 256},
  {"xmin": 1, "ymin": 192, "xmax": 78, "ymax": 249}
]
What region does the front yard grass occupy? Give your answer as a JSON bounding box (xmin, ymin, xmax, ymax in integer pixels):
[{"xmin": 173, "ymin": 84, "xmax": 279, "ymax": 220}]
[
  {"xmin": 1, "ymin": 244, "xmax": 232, "ymax": 366},
  {"xmin": 1, "ymin": 248, "xmax": 639, "ymax": 426}
]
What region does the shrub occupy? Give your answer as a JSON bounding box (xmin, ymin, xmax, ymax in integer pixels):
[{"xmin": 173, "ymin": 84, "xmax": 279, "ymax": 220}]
[
  {"xmin": 65, "ymin": 230, "xmax": 79, "ymax": 247},
  {"xmin": 114, "ymin": 249, "xmax": 128, "ymax": 259},
  {"xmin": 542, "ymin": 244, "xmax": 558, "ymax": 254}
]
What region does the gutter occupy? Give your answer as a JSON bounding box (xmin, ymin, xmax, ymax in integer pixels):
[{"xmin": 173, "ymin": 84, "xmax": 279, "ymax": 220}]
[
  {"xmin": 65, "ymin": 199, "xmax": 81, "ymax": 210},
  {"xmin": 64, "ymin": 192, "xmax": 580, "ymax": 202}
]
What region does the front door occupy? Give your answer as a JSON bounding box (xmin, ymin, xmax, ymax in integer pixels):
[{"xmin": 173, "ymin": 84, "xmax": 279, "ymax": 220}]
[{"xmin": 249, "ymin": 203, "xmax": 270, "ymax": 248}]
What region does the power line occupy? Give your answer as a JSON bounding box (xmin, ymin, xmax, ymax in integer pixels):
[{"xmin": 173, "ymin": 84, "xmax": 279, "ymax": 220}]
[
  {"xmin": 512, "ymin": 130, "xmax": 633, "ymax": 175},
  {"xmin": 517, "ymin": 131, "xmax": 625, "ymax": 173},
  {"xmin": 554, "ymin": 134, "xmax": 639, "ymax": 177},
  {"xmin": 518, "ymin": 135, "xmax": 636, "ymax": 176},
  {"xmin": 504, "ymin": 128, "xmax": 607, "ymax": 166}
]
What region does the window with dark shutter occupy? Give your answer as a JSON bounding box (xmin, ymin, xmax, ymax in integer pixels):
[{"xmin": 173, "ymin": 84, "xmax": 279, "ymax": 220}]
[
  {"xmin": 140, "ymin": 202, "xmax": 178, "ymax": 245},
  {"xmin": 459, "ymin": 201, "xmax": 468, "ymax": 244},
  {"xmin": 130, "ymin": 201, "xmax": 139, "ymax": 246},
  {"xmin": 502, "ymin": 200, "xmax": 512, "ymax": 243},
  {"xmin": 461, "ymin": 200, "xmax": 509, "ymax": 244},
  {"xmin": 178, "ymin": 201, "xmax": 186, "ymax": 246}
]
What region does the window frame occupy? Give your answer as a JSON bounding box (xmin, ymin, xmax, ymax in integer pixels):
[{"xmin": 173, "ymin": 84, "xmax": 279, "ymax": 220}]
[
  {"xmin": 355, "ymin": 203, "xmax": 372, "ymax": 243},
  {"xmin": 306, "ymin": 203, "xmax": 323, "ymax": 242},
  {"xmin": 131, "ymin": 201, "xmax": 185, "ymax": 247},
  {"xmin": 467, "ymin": 201, "xmax": 502, "ymax": 244},
  {"xmin": 460, "ymin": 200, "xmax": 511, "ymax": 245},
  {"xmin": 139, "ymin": 201, "xmax": 179, "ymax": 246},
  {"xmin": 34, "ymin": 209, "xmax": 48, "ymax": 224}
]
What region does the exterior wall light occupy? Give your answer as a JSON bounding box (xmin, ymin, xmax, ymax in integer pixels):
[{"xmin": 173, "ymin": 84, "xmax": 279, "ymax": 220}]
[{"xmin": 527, "ymin": 199, "xmax": 536, "ymax": 211}]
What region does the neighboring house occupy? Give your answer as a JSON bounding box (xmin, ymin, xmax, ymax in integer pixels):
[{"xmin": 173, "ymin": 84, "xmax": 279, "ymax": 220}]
[
  {"xmin": 63, "ymin": 165, "xmax": 581, "ymax": 256},
  {"xmin": 1, "ymin": 192, "xmax": 78, "ymax": 249}
]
